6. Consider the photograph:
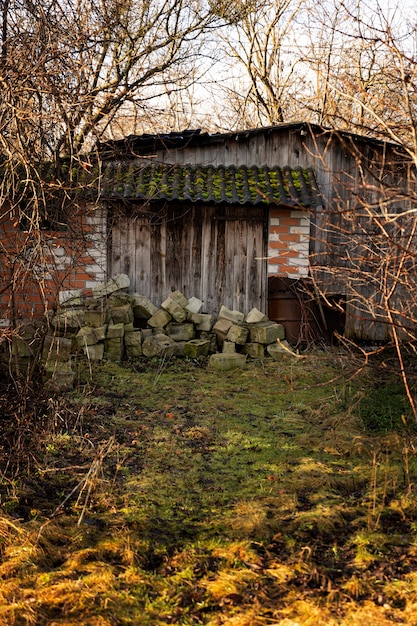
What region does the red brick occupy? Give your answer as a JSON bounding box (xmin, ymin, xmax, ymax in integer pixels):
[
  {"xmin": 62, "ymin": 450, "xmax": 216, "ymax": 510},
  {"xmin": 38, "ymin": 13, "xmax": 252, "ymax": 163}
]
[
  {"xmin": 278, "ymin": 216, "xmax": 299, "ymax": 226},
  {"xmin": 269, "ymin": 225, "xmax": 289, "ymax": 234},
  {"xmin": 279, "ymin": 233, "xmax": 301, "ymax": 242},
  {"xmin": 268, "ymin": 241, "xmax": 286, "ymax": 250}
]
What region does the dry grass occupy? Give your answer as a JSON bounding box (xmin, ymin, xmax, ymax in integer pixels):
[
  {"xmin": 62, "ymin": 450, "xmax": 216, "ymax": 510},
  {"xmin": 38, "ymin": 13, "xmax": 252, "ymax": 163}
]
[{"xmin": 1, "ymin": 351, "xmax": 417, "ymax": 624}]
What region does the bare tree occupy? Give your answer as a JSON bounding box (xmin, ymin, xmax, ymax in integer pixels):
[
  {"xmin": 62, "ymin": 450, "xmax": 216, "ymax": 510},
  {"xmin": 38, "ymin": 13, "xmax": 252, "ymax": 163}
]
[
  {"xmin": 209, "ymin": 0, "xmax": 307, "ymax": 129},
  {"xmin": 0, "ymin": 0, "xmax": 231, "ymax": 295},
  {"xmin": 0, "ymin": 0, "xmax": 232, "ymax": 392},
  {"xmin": 304, "ymin": 1, "xmax": 417, "ymax": 419}
]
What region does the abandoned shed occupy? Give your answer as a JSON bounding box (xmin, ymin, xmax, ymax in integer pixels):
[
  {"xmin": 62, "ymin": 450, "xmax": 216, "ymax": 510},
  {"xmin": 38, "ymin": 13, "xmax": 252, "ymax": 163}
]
[
  {"xmin": 1, "ymin": 122, "xmax": 415, "ymax": 343},
  {"xmin": 99, "ymin": 123, "xmax": 416, "ymax": 342}
]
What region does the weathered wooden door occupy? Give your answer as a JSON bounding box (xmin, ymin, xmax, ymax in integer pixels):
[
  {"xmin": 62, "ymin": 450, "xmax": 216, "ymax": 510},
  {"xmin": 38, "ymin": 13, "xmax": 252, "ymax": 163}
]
[{"xmin": 109, "ymin": 203, "xmax": 268, "ymax": 314}]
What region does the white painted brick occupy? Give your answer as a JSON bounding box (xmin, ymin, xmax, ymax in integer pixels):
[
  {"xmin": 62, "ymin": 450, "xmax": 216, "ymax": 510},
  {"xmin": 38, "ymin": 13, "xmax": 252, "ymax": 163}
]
[
  {"xmin": 299, "ymin": 217, "xmax": 310, "ymax": 227},
  {"xmin": 85, "ymin": 219, "xmax": 103, "ymax": 227},
  {"xmin": 85, "ymin": 280, "xmax": 104, "ymax": 289},
  {"xmin": 53, "ymin": 256, "xmax": 73, "ymax": 267},
  {"xmin": 289, "ymin": 256, "xmax": 309, "ymax": 266},
  {"xmin": 85, "ymin": 263, "xmax": 105, "ymax": 274},
  {"xmin": 290, "ymin": 239, "xmax": 309, "ymax": 249},
  {"xmin": 269, "ymin": 217, "xmax": 280, "ymax": 226},
  {"xmin": 290, "ymin": 209, "xmax": 309, "ymax": 219},
  {"xmin": 87, "ymin": 248, "xmax": 106, "ymax": 260},
  {"xmin": 289, "ymin": 225, "xmax": 310, "ymax": 235}
]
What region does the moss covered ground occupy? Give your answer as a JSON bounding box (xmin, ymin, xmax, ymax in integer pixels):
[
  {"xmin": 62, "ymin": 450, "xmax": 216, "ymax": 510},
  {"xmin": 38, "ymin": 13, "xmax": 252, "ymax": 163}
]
[{"xmin": 2, "ymin": 350, "xmax": 417, "ymax": 624}]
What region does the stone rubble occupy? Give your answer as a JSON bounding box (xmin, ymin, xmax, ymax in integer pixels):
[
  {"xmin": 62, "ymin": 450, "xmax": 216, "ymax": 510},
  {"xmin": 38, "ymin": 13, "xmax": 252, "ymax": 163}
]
[{"xmin": 39, "ymin": 274, "xmax": 290, "ymax": 388}]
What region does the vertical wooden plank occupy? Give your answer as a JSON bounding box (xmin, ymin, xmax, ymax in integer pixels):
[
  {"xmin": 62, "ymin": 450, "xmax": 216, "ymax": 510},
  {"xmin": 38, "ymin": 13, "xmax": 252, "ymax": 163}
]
[
  {"xmin": 150, "ymin": 207, "xmax": 167, "ymax": 305},
  {"xmin": 246, "ymin": 207, "xmax": 268, "ymax": 313},
  {"xmin": 214, "ymin": 206, "xmax": 226, "ymax": 311},
  {"xmin": 124, "ymin": 210, "xmax": 136, "ymax": 290},
  {"xmin": 109, "ymin": 212, "xmax": 121, "ymax": 278},
  {"xmin": 110, "ymin": 211, "xmax": 133, "ymax": 284},
  {"xmin": 228, "ymin": 209, "xmax": 244, "ymax": 312},
  {"xmin": 200, "ymin": 205, "xmax": 218, "ymax": 312},
  {"xmin": 134, "ymin": 211, "xmax": 151, "ymax": 298},
  {"xmin": 180, "ymin": 206, "xmax": 192, "ymax": 297},
  {"xmin": 165, "ymin": 205, "xmax": 181, "ymax": 294},
  {"xmin": 190, "ymin": 206, "xmax": 203, "ymax": 299}
]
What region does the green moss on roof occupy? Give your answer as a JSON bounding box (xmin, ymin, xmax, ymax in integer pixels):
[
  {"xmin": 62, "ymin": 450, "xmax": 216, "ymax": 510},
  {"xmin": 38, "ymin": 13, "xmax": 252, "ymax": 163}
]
[{"xmin": 101, "ymin": 163, "xmax": 322, "ymax": 207}]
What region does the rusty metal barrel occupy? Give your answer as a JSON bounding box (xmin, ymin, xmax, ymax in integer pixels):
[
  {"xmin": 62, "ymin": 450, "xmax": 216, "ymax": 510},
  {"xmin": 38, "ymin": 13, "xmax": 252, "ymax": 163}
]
[{"xmin": 267, "ymin": 277, "xmax": 321, "ymax": 345}]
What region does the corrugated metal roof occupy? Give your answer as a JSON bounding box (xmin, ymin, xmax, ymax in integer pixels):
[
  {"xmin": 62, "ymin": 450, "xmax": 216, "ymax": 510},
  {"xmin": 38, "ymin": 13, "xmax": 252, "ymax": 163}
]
[
  {"xmin": 99, "ymin": 123, "xmax": 398, "ymax": 159},
  {"xmin": 98, "ymin": 124, "xmax": 310, "ymax": 157},
  {"xmin": 101, "ymin": 162, "xmax": 322, "ymax": 207}
]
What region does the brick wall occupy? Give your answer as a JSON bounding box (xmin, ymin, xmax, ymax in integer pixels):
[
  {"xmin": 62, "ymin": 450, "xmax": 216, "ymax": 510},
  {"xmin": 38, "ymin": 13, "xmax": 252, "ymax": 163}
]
[
  {"xmin": 267, "ymin": 208, "xmax": 310, "ymax": 278},
  {"xmin": 0, "ymin": 203, "xmax": 107, "ymax": 324}
]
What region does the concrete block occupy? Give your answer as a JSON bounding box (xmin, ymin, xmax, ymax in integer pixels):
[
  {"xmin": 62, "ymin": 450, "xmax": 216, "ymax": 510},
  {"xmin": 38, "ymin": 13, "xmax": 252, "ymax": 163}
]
[
  {"xmin": 42, "ymin": 335, "xmax": 73, "ymax": 362},
  {"xmin": 84, "ymin": 343, "xmax": 105, "ymax": 360},
  {"xmin": 104, "ymin": 337, "xmax": 124, "ymax": 360},
  {"xmin": 52, "ymin": 308, "xmax": 85, "ymax": 333},
  {"xmin": 168, "ymin": 290, "xmax": 188, "ymax": 308},
  {"xmin": 243, "ymin": 343, "xmax": 265, "ymax": 359},
  {"xmin": 59, "ymin": 289, "xmax": 83, "ymax": 306},
  {"xmin": 44, "ymin": 366, "xmax": 76, "ymax": 393},
  {"xmin": 76, "ymin": 326, "xmax": 98, "ymax": 348},
  {"xmin": 188, "ymin": 312, "xmax": 215, "ymax": 331},
  {"xmin": 148, "ymin": 309, "xmax": 172, "ymax": 328},
  {"xmin": 109, "ymin": 304, "xmax": 134, "ymax": 325},
  {"xmin": 209, "ymin": 353, "xmax": 247, "ymax": 371},
  {"xmin": 218, "ymin": 305, "xmax": 244, "ymax": 324},
  {"xmin": 132, "ymin": 294, "xmax": 158, "ymax": 319},
  {"xmin": 245, "ymin": 308, "xmax": 268, "ymax": 324},
  {"xmin": 166, "ymin": 323, "xmax": 195, "ymax": 342},
  {"xmin": 161, "ymin": 295, "xmax": 187, "ymax": 323},
  {"xmin": 124, "ymin": 331, "xmax": 143, "ymax": 357},
  {"xmin": 186, "ymin": 297, "xmax": 203, "ymax": 314},
  {"xmin": 142, "ymin": 333, "xmax": 176, "ymax": 358},
  {"xmin": 248, "ymin": 321, "xmax": 285, "ymax": 345},
  {"xmin": 107, "ymin": 292, "xmax": 134, "ymax": 308},
  {"xmin": 226, "ymin": 324, "xmax": 249, "ymax": 345},
  {"xmin": 84, "ymin": 309, "xmax": 107, "ymax": 328},
  {"xmin": 84, "ymin": 297, "xmax": 101, "ymax": 309},
  {"xmin": 267, "ymin": 340, "xmax": 298, "ymax": 360},
  {"xmin": 93, "ymin": 325, "xmax": 107, "ymax": 342},
  {"xmin": 213, "ymin": 318, "xmax": 233, "ymax": 342},
  {"xmin": 44, "ymin": 359, "xmax": 75, "ymax": 392},
  {"xmin": 197, "ymin": 331, "xmax": 217, "ymax": 352},
  {"xmin": 92, "ymin": 273, "xmax": 130, "ymax": 297},
  {"xmin": 184, "ymin": 339, "xmax": 210, "ymax": 358},
  {"xmin": 106, "ymin": 323, "xmax": 125, "ymax": 338}
]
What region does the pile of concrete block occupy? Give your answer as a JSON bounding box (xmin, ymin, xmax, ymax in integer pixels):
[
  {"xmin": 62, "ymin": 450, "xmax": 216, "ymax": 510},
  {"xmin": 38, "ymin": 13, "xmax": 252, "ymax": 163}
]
[{"xmin": 43, "ymin": 274, "xmax": 289, "ymax": 379}]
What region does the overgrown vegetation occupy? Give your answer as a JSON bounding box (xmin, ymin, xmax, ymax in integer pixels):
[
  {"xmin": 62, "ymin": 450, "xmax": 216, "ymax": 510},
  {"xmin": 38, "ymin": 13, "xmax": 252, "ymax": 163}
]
[{"xmin": 2, "ymin": 351, "xmax": 417, "ymax": 625}]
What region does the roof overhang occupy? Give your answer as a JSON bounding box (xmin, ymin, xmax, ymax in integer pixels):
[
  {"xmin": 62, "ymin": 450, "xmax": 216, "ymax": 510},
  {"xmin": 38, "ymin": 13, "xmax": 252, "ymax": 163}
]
[{"xmin": 99, "ymin": 162, "xmax": 323, "ymax": 208}]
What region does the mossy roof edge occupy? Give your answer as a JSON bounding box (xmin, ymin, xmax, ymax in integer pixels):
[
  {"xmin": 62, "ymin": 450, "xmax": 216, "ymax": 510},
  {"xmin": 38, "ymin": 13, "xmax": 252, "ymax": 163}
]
[{"xmin": 100, "ymin": 163, "xmax": 323, "ymax": 208}]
